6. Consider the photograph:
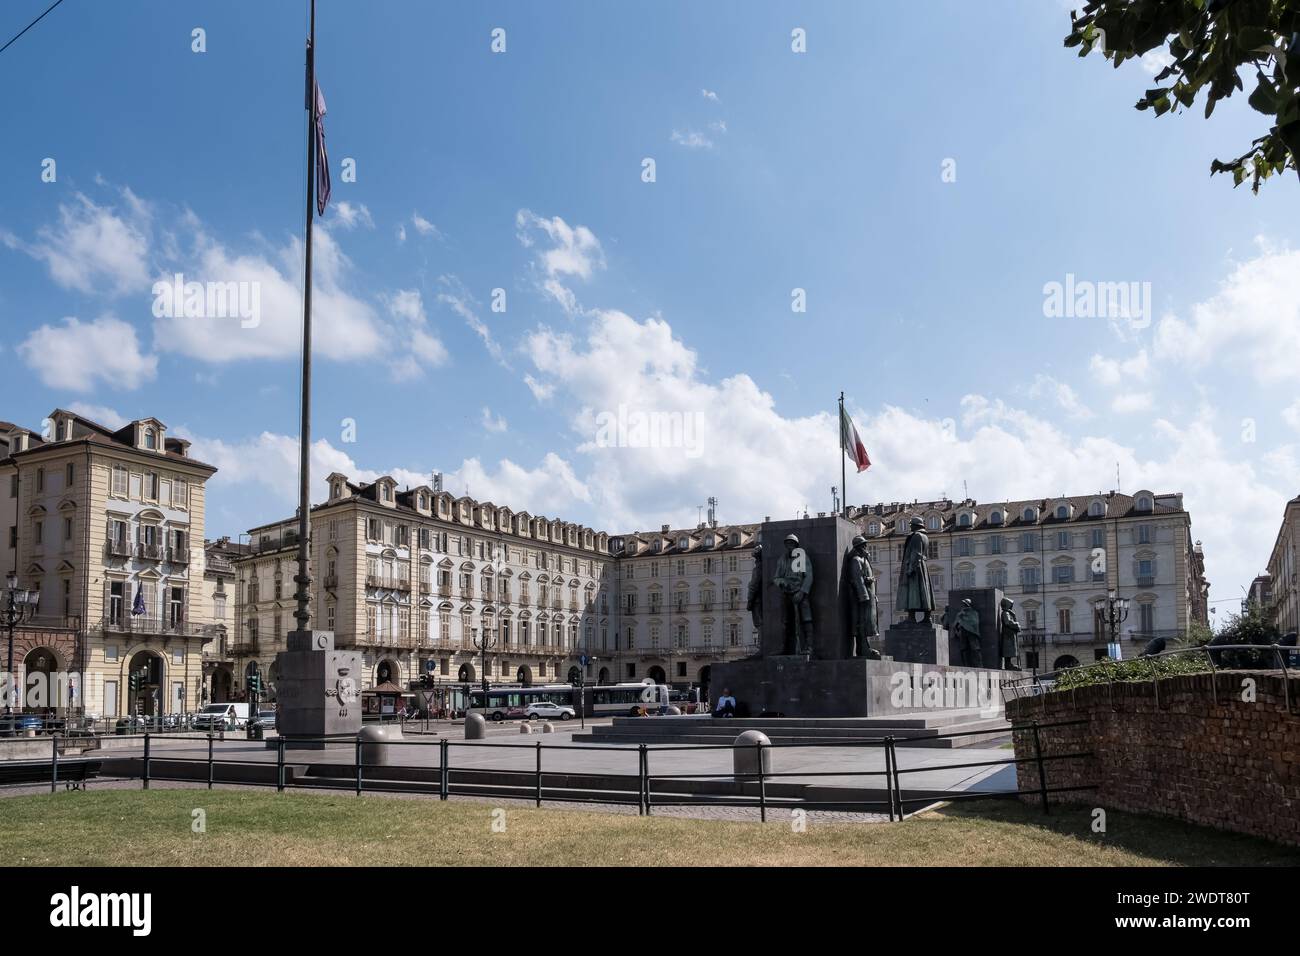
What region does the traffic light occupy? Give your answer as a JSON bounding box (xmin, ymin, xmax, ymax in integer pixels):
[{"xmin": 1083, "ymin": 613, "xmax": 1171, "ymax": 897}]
[
  {"xmin": 128, "ymin": 669, "xmax": 141, "ymax": 693},
  {"xmin": 248, "ymin": 674, "xmax": 262, "ymax": 696}
]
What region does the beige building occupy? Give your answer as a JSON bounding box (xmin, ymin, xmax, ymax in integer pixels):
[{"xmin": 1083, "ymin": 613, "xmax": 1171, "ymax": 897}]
[
  {"xmin": 1263, "ymin": 495, "xmax": 1300, "ymax": 636},
  {"xmin": 230, "ymin": 473, "xmax": 617, "ymax": 700},
  {"xmin": 852, "ymin": 490, "xmax": 1209, "ymax": 669},
  {"xmin": 1, "ymin": 409, "xmax": 218, "ymax": 717},
  {"xmin": 200, "ymin": 536, "xmax": 245, "ymax": 701},
  {"xmin": 605, "ymin": 522, "xmax": 761, "ymax": 689}
]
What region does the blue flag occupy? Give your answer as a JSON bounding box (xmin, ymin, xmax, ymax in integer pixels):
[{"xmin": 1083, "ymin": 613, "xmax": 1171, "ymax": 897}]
[{"xmin": 131, "ymin": 589, "xmax": 145, "ymax": 617}]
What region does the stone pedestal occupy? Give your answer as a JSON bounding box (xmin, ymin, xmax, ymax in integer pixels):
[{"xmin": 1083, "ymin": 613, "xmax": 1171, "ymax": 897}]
[
  {"xmin": 757, "ymin": 515, "xmax": 860, "ymax": 660},
  {"xmin": 274, "ymin": 631, "xmax": 362, "ymax": 747},
  {"xmin": 884, "ymin": 623, "xmax": 950, "ymax": 666},
  {"xmin": 944, "ymin": 587, "xmax": 1006, "ymax": 668}
]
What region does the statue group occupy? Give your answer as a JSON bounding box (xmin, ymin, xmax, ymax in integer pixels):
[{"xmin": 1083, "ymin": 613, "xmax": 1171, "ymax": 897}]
[{"xmin": 751, "ymin": 519, "xmax": 1021, "ymax": 667}]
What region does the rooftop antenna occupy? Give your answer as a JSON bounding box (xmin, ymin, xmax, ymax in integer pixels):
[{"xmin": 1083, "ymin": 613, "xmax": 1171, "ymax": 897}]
[
  {"xmin": 1116, "ymin": 461, "xmax": 1121, "ymax": 493},
  {"xmin": 963, "ymin": 480, "xmax": 968, "ymax": 501},
  {"xmin": 697, "ymin": 504, "xmax": 704, "ymax": 526},
  {"xmin": 433, "ymin": 472, "xmax": 443, "ymax": 493},
  {"xmin": 707, "ymin": 496, "xmax": 718, "ymax": 527},
  {"xmin": 831, "ymin": 486, "xmax": 840, "ymax": 514}
]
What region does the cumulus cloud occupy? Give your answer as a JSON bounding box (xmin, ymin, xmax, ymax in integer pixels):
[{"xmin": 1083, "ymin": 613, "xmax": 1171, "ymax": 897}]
[
  {"xmin": 18, "ymin": 315, "xmax": 157, "ymax": 391},
  {"xmin": 436, "ymin": 275, "xmax": 508, "ymax": 367},
  {"xmin": 381, "ymin": 288, "xmax": 448, "ymax": 379},
  {"xmin": 1, "ymin": 192, "xmax": 149, "ymax": 295},
  {"xmin": 1027, "ymin": 374, "xmax": 1092, "ymax": 420},
  {"xmin": 67, "ymin": 403, "xmax": 130, "ymax": 430},
  {"xmin": 332, "ymin": 202, "xmax": 374, "ymax": 230},
  {"xmin": 481, "ymin": 407, "xmax": 508, "ymax": 433},
  {"xmin": 515, "ymin": 210, "xmax": 604, "ymax": 315},
  {"xmin": 1155, "ymin": 243, "xmax": 1300, "ymax": 382}
]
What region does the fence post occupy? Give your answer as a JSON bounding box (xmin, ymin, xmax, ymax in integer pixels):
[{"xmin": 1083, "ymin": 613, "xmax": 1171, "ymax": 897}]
[
  {"xmin": 638, "ymin": 743, "xmax": 649, "ymax": 816},
  {"xmin": 439, "ymin": 738, "xmax": 449, "ymax": 800},
  {"xmin": 207, "ymin": 733, "xmax": 214, "ymax": 790},
  {"xmin": 276, "ymin": 736, "xmax": 286, "ymax": 792},
  {"xmin": 1031, "ymin": 720, "xmax": 1049, "ymax": 814},
  {"xmin": 883, "ymin": 738, "xmax": 895, "ymax": 822},
  {"xmin": 535, "ymin": 739, "xmax": 542, "ymax": 808},
  {"xmin": 756, "ymin": 740, "xmax": 767, "ymax": 823},
  {"xmin": 891, "ymin": 737, "xmax": 904, "ymax": 819},
  {"xmin": 142, "ymin": 733, "xmax": 151, "ymax": 790},
  {"xmin": 51, "ymin": 735, "xmax": 58, "ymax": 793},
  {"xmin": 354, "ymin": 736, "xmax": 363, "ymax": 796}
]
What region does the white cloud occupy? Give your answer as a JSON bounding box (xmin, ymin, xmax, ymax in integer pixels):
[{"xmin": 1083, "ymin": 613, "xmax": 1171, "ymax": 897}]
[
  {"xmin": 515, "ymin": 210, "xmax": 605, "ymax": 315},
  {"xmin": 708, "ymin": 120, "xmax": 727, "ymax": 134},
  {"xmin": 380, "ymin": 289, "xmax": 448, "ymax": 379},
  {"xmin": 436, "ymin": 275, "xmax": 508, "ymax": 367},
  {"xmin": 1141, "ymin": 49, "xmax": 1176, "ymax": 75},
  {"xmin": 18, "ymin": 315, "xmax": 157, "ymax": 391},
  {"xmin": 411, "ymin": 212, "xmax": 442, "ymax": 239},
  {"xmin": 701, "ymin": 88, "xmax": 719, "ymax": 101},
  {"xmin": 396, "ymin": 223, "xmax": 407, "ymax": 243},
  {"xmin": 1089, "ymin": 349, "xmax": 1150, "ymax": 387},
  {"xmin": 1027, "ymin": 374, "xmax": 1092, "ymax": 420},
  {"xmin": 1283, "ymin": 398, "xmax": 1300, "ymax": 430},
  {"xmin": 524, "ymin": 374, "xmax": 554, "ymax": 401},
  {"xmin": 1, "ymin": 193, "xmax": 149, "ymax": 295},
  {"xmin": 481, "ymin": 407, "xmax": 508, "ymax": 432},
  {"xmin": 332, "ymin": 202, "xmax": 374, "ymax": 230},
  {"xmin": 67, "ymin": 403, "xmax": 129, "ymax": 430},
  {"xmin": 1111, "ymin": 391, "xmax": 1154, "ymax": 413},
  {"xmin": 151, "ymin": 219, "xmax": 384, "ymax": 363},
  {"xmin": 671, "ymin": 129, "xmax": 714, "ymax": 150},
  {"xmin": 1154, "ymin": 243, "xmax": 1300, "ymax": 382}
]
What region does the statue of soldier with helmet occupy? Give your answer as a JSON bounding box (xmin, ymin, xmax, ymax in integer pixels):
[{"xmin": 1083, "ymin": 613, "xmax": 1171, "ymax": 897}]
[
  {"xmin": 774, "ymin": 533, "xmax": 814, "ymax": 654},
  {"xmin": 846, "ymin": 534, "xmax": 881, "ymax": 658},
  {"xmin": 896, "ymin": 515, "xmax": 935, "ymax": 625}
]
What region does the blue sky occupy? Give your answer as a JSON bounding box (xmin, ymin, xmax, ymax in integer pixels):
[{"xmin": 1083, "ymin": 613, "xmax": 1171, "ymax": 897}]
[{"xmin": 2, "ymin": 0, "xmax": 1299, "ymax": 614}]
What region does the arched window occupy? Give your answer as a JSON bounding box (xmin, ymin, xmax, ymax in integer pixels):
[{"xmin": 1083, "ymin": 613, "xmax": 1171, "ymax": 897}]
[
  {"xmin": 927, "ymin": 515, "xmax": 941, "ymax": 531},
  {"xmin": 1056, "ymin": 505, "xmax": 1069, "ymax": 520},
  {"xmin": 677, "ymin": 536, "xmax": 689, "ymax": 550},
  {"xmin": 958, "ymin": 513, "xmax": 971, "ymax": 527},
  {"xmin": 1089, "ymin": 500, "xmax": 1104, "ymax": 517},
  {"xmin": 868, "ymin": 522, "xmax": 880, "ymax": 536},
  {"xmin": 1022, "ymin": 507, "xmax": 1036, "ymax": 522},
  {"xmin": 1136, "ymin": 496, "xmax": 1152, "ymax": 512},
  {"xmin": 990, "ymin": 510, "xmax": 1003, "ymax": 525}
]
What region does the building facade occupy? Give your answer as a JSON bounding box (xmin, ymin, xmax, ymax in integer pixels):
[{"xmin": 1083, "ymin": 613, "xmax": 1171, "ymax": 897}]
[
  {"xmin": 1263, "ymin": 496, "xmax": 1300, "ymax": 635},
  {"xmin": 230, "ymin": 473, "xmax": 617, "ymax": 699},
  {"xmin": 851, "ymin": 491, "xmax": 1209, "ymax": 670},
  {"xmin": 1, "ymin": 410, "xmax": 218, "ymax": 717}
]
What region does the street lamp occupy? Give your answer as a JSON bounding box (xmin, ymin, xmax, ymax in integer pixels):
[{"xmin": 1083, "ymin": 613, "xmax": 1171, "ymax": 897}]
[
  {"xmin": 1095, "ymin": 589, "xmax": 1131, "ymax": 659},
  {"xmin": 471, "ymin": 628, "xmax": 496, "ymax": 699},
  {"xmin": 3, "ymin": 574, "xmax": 40, "ymax": 715}
]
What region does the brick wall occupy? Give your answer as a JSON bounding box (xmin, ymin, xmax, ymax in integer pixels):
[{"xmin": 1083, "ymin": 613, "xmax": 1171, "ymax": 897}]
[{"xmin": 1008, "ymin": 670, "xmax": 1300, "ymax": 846}]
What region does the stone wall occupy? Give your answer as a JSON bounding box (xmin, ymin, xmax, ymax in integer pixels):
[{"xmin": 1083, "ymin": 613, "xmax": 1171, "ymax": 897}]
[{"xmin": 1007, "ymin": 670, "xmax": 1300, "ymax": 846}]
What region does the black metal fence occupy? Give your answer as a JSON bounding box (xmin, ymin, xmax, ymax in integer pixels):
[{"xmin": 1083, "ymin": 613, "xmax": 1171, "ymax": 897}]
[{"xmin": 1, "ymin": 719, "xmax": 1095, "ymax": 822}]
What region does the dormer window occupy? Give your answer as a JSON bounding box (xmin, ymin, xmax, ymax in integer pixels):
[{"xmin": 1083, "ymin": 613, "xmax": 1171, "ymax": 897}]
[
  {"xmin": 677, "ymin": 536, "xmax": 689, "ymax": 550},
  {"xmin": 868, "ymin": 522, "xmax": 880, "ymax": 535},
  {"xmin": 1022, "ymin": 507, "xmax": 1036, "ymax": 522},
  {"xmin": 1056, "ymin": 505, "xmax": 1069, "ymax": 520},
  {"xmin": 1089, "ymin": 500, "xmax": 1104, "ymax": 517},
  {"xmin": 927, "ymin": 515, "xmax": 941, "ymax": 531},
  {"xmin": 705, "ymin": 534, "xmax": 714, "ymax": 548},
  {"xmin": 144, "ymin": 428, "xmax": 156, "ymax": 450},
  {"xmin": 1136, "ymin": 496, "xmax": 1152, "ymax": 512},
  {"xmin": 990, "ymin": 510, "xmax": 1003, "ymax": 526},
  {"xmin": 958, "ymin": 513, "xmax": 971, "ymax": 527},
  {"xmin": 332, "ymin": 481, "xmax": 342, "ymax": 499},
  {"xmin": 729, "ymin": 533, "xmax": 739, "ymax": 546}
]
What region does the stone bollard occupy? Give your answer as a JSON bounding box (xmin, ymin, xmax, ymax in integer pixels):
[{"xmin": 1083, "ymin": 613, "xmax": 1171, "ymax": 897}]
[
  {"xmin": 519, "ymin": 722, "xmax": 532, "ymax": 734},
  {"xmin": 359, "ymin": 723, "xmax": 404, "ymax": 767},
  {"xmin": 464, "ymin": 712, "xmax": 487, "ymax": 740},
  {"xmin": 733, "ymin": 729, "xmax": 771, "ymax": 783},
  {"xmin": 542, "ymin": 721, "xmax": 555, "ymax": 734}
]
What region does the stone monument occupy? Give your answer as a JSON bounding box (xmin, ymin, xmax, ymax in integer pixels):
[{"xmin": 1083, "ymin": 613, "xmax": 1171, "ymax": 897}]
[
  {"xmin": 883, "ymin": 516, "xmax": 950, "ymax": 665},
  {"xmin": 845, "ymin": 534, "xmax": 880, "ymax": 659},
  {"xmin": 274, "ymin": 630, "xmax": 362, "ymax": 748},
  {"xmin": 944, "ymin": 587, "xmax": 1005, "ymax": 668}
]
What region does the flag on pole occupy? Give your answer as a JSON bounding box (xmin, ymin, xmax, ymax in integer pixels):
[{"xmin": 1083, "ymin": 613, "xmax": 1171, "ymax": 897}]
[
  {"xmin": 131, "ymin": 589, "xmax": 145, "ymax": 617},
  {"xmin": 307, "ymin": 41, "xmax": 331, "ymax": 216},
  {"xmin": 840, "ymin": 404, "xmax": 871, "ymax": 473}
]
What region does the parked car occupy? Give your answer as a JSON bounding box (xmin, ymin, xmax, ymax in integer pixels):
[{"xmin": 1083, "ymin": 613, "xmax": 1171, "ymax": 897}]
[
  {"xmin": 255, "ymin": 709, "xmax": 277, "ymax": 731},
  {"xmin": 192, "ymin": 702, "xmax": 251, "ymax": 730},
  {"xmin": 525, "ymin": 701, "xmax": 575, "ymax": 721},
  {"xmin": 0, "ymin": 714, "xmax": 45, "ymax": 736}
]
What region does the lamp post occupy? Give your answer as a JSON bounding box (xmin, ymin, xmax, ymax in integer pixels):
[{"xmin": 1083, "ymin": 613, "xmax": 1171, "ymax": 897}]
[
  {"xmin": 472, "ymin": 628, "xmax": 496, "ymax": 699},
  {"xmin": 1095, "ymin": 589, "xmax": 1131, "ymax": 660},
  {"xmin": 2, "ymin": 574, "xmax": 40, "ymax": 715}
]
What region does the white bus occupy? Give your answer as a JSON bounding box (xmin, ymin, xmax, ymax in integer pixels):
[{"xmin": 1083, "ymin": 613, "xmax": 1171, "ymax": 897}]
[{"xmin": 465, "ymin": 680, "xmax": 674, "ymax": 720}]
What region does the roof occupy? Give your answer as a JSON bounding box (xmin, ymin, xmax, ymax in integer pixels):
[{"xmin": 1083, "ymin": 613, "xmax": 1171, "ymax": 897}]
[{"xmin": 5, "ymin": 408, "xmax": 215, "ymax": 473}]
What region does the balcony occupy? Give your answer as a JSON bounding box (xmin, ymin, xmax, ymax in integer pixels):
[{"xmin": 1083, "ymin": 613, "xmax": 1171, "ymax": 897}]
[
  {"xmin": 1136, "ymin": 576, "xmax": 1155, "ymax": 588},
  {"xmin": 324, "ymin": 575, "xmax": 339, "ymax": 589},
  {"xmin": 105, "ymin": 539, "xmax": 133, "ymax": 559},
  {"xmin": 420, "ymin": 581, "xmax": 432, "ymax": 594},
  {"xmin": 1020, "ymin": 583, "xmax": 1040, "ymax": 593},
  {"xmin": 137, "ymin": 542, "xmax": 164, "ymax": 561},
  {"xmin": 438, "ymin": 584, "xmax": 452, "ymax": 598},
  {"xmin": 229, "ymin": 639, "xmax": 258, "ymax": 656},
  {"xmin": 100, "ymin": 614, "xmax": 208, "ymax": 639},
  {"xmin": 169, "ymin": 546, "xmax": 189, "ymax": 565}
]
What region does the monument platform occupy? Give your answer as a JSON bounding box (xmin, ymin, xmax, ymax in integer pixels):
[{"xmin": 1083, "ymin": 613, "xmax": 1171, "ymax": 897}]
[{"xmin": 710, "ymin": 655, "xmax": 1019, "ymax": 719}]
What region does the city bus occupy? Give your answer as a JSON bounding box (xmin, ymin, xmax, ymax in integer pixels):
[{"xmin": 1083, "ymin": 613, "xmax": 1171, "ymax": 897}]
[{"xmin": 465, "ymin": 680, "xmax": 683, "ymax": 720}]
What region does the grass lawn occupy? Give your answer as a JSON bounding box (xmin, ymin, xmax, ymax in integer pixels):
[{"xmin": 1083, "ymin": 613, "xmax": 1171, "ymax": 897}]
[{"xmin": 2, "ymin": 789, "xmax": 1295, "ymax": 867}]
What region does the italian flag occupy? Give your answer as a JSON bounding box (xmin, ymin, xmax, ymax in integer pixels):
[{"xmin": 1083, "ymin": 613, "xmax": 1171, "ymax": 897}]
[{"xmin": 840, "ymin": 404, "xmax": 871, "ymax": 473}]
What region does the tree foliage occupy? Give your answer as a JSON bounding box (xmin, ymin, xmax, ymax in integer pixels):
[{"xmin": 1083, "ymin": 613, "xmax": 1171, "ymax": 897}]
[{"xmin": 1066, "ymin": 0, "xmax": 1300, "ymax": 191}]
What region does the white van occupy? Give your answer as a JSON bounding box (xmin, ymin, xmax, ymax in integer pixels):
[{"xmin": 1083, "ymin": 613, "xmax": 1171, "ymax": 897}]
[{"xmin": 193, "ymin": 702, "xmax": 250, "ymax": 730}]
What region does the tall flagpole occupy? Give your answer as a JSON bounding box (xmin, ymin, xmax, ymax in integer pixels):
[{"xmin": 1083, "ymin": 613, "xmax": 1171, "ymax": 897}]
[
  {"xmin": 839, "ymin": 391, "xmax": 847, "ymax": 519},
  {"xmin": 294, "ymin": 0, "xmax": 317, "ymax": 635}
]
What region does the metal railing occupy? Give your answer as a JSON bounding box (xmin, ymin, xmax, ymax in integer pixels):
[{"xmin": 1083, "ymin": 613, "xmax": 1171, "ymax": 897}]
[
  {"xmin": 97, "ymin": 615, "xmax": 208, "ymax": 638},
  {"xmin": 10, "ymin": 719, "xmax": 1092, "ymax": 822}
]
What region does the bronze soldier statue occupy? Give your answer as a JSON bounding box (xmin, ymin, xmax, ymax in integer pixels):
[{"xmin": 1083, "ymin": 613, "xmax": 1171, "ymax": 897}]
[
  {"xmin": 846, "ymin": 535, "xmax": 880, "ymax": 658},
  {"xmin": 953, "ymin": 598, "xmax": 982, "ymax": 667},
  {"xmin": 895, "ymin": 516, "xmax": 935, "ymax": 625},
  {"xmin": 998, "ymin": 597, "xmax": 1022, "ymax": 670},
  {"xmin": 774, "ymin": 533, "xmax": 813, "ymax": 654},
  {"xmin": 746, "ymin": 544, "xmax": 764, "ymax": 632}
]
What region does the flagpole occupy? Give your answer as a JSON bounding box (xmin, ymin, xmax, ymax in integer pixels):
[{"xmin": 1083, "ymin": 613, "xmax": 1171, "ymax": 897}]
[
  {"xmin": 294, "ymin": 0, "xmax": 316, "ymax": 636},
  {"xmin": 839, "ymin": 391, "xmax": 847, "ymax": 519}
]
